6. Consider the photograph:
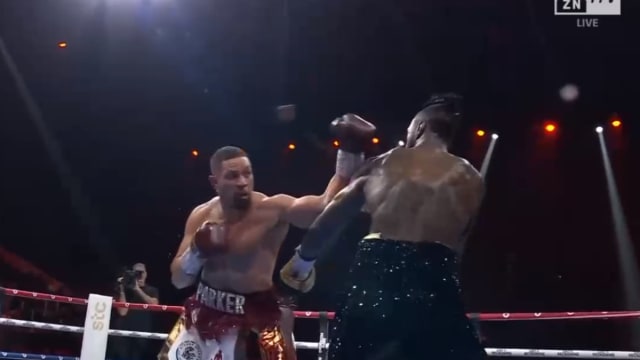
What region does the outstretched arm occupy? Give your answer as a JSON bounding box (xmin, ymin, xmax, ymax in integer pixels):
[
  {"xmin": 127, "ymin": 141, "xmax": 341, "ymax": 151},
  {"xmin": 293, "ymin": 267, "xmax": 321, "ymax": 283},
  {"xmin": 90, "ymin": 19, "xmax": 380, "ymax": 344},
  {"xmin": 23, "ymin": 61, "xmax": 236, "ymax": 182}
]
[
  {"xmin": 271, "ymin": 174, "xmax": 350, "ymax": 229},
  {"xmin": 275, "ymin": 146, "xmax": 396, "ymax": 228},
  {"xmin": 298, "ymin": 176, "xmax": 368, "ymax": 260},
  {"xmin": 278, "ymin": 176, "xmax": 368, "ymax": 292},
  {"xmin": 270, "ymin": 113, "xmax": 376, "ymax": 227}
]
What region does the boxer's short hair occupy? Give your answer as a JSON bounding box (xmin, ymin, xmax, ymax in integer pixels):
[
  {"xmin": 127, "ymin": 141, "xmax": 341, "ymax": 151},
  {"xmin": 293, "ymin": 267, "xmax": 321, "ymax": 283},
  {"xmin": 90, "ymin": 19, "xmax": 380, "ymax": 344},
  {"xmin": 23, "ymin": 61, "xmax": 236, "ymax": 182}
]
[
  {"xmin": 420, "ymin": 93, "xmax": 463, "ymax": 145},
  {"xmin": 210, "ymin": 146, "xmax": 248, "ymax": 173}
]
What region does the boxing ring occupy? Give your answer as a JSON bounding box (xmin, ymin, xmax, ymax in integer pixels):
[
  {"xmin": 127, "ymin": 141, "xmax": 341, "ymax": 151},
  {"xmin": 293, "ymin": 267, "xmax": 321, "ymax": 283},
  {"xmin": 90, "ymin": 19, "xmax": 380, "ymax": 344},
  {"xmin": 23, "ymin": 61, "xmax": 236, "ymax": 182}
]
[{"xmin": 1, "ymin": 287, "xmax": 640, "ymax": 359}]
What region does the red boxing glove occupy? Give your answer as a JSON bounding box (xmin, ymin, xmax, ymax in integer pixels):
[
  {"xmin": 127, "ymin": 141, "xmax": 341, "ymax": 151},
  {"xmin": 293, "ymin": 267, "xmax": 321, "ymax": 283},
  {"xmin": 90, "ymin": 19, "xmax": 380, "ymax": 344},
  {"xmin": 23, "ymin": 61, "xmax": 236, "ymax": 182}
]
[
  {"xmin": 330, "ymin": 114, "xmax": 376, "ymax": 154},
  {"xmin": 192, "ymin": 221, "xmax": 228, "ymax": 257},
  {"xmin": 331, "ymin": 114, "xmax": 376, "ymax": 179}
]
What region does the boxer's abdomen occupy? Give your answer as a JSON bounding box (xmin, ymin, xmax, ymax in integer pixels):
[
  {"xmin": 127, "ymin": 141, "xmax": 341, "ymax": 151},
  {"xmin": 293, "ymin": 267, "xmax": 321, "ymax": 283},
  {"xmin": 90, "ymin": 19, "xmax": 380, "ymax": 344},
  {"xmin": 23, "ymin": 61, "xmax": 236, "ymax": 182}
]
[
  {"xmin": 202, "ymin": 262, "xmax": 274, "ymax": 294},
  {"xmin": 201, "ymin": 220, "xmax": 289, "ymax": 294}
]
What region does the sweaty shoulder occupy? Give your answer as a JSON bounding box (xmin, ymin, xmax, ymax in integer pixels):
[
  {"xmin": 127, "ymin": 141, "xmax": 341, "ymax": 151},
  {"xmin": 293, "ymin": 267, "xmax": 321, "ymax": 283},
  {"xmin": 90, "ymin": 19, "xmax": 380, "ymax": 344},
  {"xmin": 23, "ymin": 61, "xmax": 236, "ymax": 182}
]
[
  {"xmin": 192, "ymin": 198, "xmax": 216, "ymax": 216},
  {"xmin": 449, "ymin": 156, "xmax": 482, "ymax": 186},
  {"xmin": 256, "ymin": 192, "xmax": 292, "ymax": 225},
  {"xmin": 446, "ymin": 156, "xmax": 484, "ymax": 217},
  {"xmin": 187, "ymin": 198, "xmax": 220, "ymax": 226},
  {"xmin": 354, "ymin": 147, "xmax": 398, "ymax": 177},
  {"xmin": 255, "ymin": 192, "xmax": 283, "ymax": 211},
  {"xmin": 260, "ymin": 192, "xmax": 298, "ymax": 210},
  {"xmin": 253, "ymin": 192, "xmax": 271, "ymax": 204}
]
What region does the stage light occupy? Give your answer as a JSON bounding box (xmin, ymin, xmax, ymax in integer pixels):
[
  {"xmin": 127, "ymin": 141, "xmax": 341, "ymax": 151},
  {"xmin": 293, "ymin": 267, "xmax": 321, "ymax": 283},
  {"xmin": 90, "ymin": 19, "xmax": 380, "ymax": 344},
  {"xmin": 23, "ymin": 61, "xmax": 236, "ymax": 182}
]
[
  {"xmin": 476, "ymin": 130, "xmax": 486, "ymax": 137},
  {"xmin": 559, "ymin": 83, "xmax": 579, "ymax": 102},
  {"xmin": 332, "ymin": 140, "xmax": 340, "ymax": 148},
  {"xmin": 57, "ymin": 42, "xmax": 67, "ymax": 48},
  {"xmin": 191, "ymin": 149, "xmax": 199, "ymax": 157},
  {"xmin": 372, "ymin": 137, "xmax": 380, "ymax": 144},
  {"xmin": 611, "ymin": 119, "xmax": 621, "ymax": 128},
  {"xmin": 398, "ymin": 140, "xmax": 405, "ymax": 146},
  {"xmin": 544, "ymin": 123, "xmax": 557, "ymax": 133},
  {"xmin": 288, "ymin": 143, "xmax": 296, "ymax": 150},
  {"xmin": 491, "ymin": 133, "xmax": 499, "ymax": 139},
  {"xmin": 595, "ymin": 126, "xmax": 603, "ymax": 133}
]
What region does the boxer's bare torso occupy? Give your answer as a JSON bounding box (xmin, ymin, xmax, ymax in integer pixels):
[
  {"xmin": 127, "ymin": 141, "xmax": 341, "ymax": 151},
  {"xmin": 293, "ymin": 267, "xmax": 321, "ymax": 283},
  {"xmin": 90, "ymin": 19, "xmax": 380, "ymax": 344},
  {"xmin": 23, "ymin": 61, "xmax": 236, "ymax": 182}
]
[
  {"xmin": 176, "ymin": 192, "xmax": 298, "ymax": 359},
  {"xmin": 363, "ymin": 146, "xmax": 483, "ymax": 250},
  {"xmin": 183, "ymin": 192, "xmax": 291, "ymax": 293}
]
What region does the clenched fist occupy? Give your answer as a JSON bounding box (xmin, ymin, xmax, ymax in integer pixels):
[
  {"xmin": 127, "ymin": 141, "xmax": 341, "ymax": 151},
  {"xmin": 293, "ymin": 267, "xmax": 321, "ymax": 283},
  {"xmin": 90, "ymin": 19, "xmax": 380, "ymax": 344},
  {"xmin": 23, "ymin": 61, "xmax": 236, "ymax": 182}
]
[{"xmin": 192, "ymin": 221, "xmax": 228, "ymax": 257}]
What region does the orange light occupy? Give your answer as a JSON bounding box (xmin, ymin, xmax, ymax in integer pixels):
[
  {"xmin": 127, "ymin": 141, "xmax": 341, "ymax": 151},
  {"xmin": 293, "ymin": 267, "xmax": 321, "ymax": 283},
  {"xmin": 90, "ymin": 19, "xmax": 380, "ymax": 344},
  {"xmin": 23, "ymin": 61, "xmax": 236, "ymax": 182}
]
[
  {"xmin": 332, "ymin": 140, "xmax": 340, "ymax": 148},
  {"xmin": 372, "ymin": 137, "xmax": 380, "ymax": 144},
  {"xmin": 611, "ymin": 119, "xmax": 621, "ymax": 128},
  {"xmin": 476, "ymin": 130, "xmax": 485, "ymax": 137},
  {"xmin": 288, "ymin": 143, "xmax": 296, "ymax": 150},
  {"xmin": 191, "ymin": 149, "xmax": 199, "ymax": 157},
  {"xmin": 544, "ymin": 123, "xmax": 556, "ymax": 133},
  {"xmin": 58, "ymin": 42, "xmax": 67, "ymax": 48}
]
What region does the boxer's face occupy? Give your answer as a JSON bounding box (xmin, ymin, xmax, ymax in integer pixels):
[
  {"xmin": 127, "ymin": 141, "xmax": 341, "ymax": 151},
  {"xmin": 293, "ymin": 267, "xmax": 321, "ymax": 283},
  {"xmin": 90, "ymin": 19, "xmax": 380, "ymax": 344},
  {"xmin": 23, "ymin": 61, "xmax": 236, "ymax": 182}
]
[{"xmin": 212, "ymin": 156, "xmax": 254, "ymax": 210}]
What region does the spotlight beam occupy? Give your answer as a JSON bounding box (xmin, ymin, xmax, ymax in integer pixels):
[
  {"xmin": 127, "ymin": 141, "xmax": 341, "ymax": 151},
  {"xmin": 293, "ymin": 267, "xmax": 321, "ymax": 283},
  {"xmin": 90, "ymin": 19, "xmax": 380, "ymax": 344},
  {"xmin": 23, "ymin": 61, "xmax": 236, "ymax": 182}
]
[
  {"xmin": 459, "ymin": 132, "xmax": 499, "ymax": 256},
  {"xmin": 597, "ymin": 131, "xmax": 640, "ymax": 309},
  {"xmin": 479, "ymin": 134, "xmax": 499, "ymax": 177},
  {"xmin": 0, "ymin": 36, "xmax": 119, "ymax": 270}
]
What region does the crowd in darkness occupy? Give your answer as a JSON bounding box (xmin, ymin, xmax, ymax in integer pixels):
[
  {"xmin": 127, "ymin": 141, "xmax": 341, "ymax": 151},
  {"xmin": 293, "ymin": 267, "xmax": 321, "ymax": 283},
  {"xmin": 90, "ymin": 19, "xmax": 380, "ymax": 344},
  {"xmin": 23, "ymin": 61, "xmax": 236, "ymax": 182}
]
[
  {"xmin": 0, "ymin": 261, "xmax": 83, "ymax": 356},
  {"xmin": 0, "ymin": 260, "xmax": 177, "ymax": 360}
]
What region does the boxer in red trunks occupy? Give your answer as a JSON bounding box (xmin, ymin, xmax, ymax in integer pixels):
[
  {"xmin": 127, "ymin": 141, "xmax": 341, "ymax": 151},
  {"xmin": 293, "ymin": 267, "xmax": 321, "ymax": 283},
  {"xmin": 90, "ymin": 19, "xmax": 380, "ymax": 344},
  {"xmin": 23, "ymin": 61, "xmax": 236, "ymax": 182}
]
[{"xmin": 159, "ymin": 114, "xmax": 376, "ymax": 360}]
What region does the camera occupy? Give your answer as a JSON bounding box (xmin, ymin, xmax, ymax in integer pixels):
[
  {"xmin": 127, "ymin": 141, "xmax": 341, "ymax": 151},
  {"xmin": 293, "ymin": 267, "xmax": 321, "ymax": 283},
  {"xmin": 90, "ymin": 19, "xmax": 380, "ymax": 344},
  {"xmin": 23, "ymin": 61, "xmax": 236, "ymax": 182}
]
[{"xmin": 120, "ymin": 269, "xmax": 143, "ymax": 289}]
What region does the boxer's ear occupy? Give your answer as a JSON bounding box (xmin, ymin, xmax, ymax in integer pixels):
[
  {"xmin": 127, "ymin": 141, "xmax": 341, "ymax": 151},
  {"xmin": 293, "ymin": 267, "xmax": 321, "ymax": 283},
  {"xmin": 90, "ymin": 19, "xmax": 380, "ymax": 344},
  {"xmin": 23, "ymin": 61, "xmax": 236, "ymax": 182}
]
[
  {"xmin": 208, "ymin": 175, "xmax": 218, "ymax": 188},
  {"xmin": 416, "ymin": 120, "xmax": 426, "ymax": 139}
]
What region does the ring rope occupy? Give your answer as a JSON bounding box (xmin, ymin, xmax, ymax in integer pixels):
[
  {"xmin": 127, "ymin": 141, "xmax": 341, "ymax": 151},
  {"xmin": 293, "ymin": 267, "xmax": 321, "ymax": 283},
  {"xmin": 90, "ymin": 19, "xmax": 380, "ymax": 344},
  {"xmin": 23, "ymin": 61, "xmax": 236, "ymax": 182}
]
[
  {"xmin": 3, "ymin": 287, "xmax": 638, "ymax": 321},
  {"xmin": 1, "ymin": 287, "xmax": 334, "ymax": 319},
  {"xmin": 2, "ymin": 317, "xmax": 639, "ymax": 358},
  {"xmin": 486, "ymin": 348, "xmax": 640, "ymax": 358},
  {"xmin": 0, "ymin": 317, "xmax": 320, "ymax": 350},
  {"xmin": 2, "ymin": 345, "xmax": 640, "ymax": 359}
]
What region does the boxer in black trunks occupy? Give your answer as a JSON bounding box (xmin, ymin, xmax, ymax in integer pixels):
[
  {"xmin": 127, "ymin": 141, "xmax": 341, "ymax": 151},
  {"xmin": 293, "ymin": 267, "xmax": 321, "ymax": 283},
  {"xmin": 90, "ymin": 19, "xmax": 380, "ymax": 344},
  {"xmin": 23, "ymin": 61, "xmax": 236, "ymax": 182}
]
[{"xmin": 281, "ymin": 94, "xmax": 487, "ymax": 359}]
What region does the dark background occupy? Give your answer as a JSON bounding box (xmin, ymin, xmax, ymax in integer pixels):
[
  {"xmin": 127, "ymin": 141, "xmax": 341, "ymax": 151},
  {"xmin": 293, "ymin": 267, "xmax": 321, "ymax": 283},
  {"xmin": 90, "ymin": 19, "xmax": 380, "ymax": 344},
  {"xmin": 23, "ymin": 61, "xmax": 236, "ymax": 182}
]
[{"xmin": 0, "ymin": 0, "xmax": 639, "ymax": 358}]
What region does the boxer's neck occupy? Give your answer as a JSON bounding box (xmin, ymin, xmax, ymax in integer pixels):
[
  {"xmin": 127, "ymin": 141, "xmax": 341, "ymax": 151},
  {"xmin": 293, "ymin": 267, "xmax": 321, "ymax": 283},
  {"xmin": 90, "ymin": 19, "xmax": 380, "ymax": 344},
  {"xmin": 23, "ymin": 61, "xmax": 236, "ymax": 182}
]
[
  {"xmin": 415, "ymin": 135, "xmax": 447, "ymax": 152},
  {"xmin": 220, "ymin": 203, "xmax": 250, "ymax": 223}
]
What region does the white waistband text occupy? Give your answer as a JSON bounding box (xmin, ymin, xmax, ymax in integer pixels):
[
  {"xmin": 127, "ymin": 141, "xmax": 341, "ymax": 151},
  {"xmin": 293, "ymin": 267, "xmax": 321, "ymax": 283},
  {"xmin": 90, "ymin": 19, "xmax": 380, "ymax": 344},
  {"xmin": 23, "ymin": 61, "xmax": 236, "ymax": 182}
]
[{"xmin": 195, "ymin": 283, "xmax": 246, "ymax": 315}]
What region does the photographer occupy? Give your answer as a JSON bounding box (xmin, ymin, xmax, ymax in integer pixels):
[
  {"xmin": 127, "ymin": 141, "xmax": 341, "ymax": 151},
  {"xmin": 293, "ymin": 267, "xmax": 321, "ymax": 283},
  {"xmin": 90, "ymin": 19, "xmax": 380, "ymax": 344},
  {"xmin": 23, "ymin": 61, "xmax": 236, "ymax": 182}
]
[{"xmin": 110, "ymin": 263, "xmax": 159, "ymax": 360}]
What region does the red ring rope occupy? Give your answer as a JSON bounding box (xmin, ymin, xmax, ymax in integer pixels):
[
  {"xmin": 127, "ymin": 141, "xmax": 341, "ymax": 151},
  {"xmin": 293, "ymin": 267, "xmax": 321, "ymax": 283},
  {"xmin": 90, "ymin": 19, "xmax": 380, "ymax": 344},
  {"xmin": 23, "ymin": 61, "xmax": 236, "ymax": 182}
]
[
  {"xmin": 3, "ymin": 287, "xmax": 639, "ymax": 321},
  {"xmin": 1, "ymin": 287, "xmax": 335, "ymax": 319}
]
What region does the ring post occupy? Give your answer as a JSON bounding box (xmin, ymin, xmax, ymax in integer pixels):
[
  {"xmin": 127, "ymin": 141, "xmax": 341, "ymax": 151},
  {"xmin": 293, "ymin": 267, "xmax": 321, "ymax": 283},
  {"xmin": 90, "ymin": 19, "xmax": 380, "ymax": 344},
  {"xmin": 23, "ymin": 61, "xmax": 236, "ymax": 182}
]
[
  {"xmin": 0, "ymin": 287, "xmax": 5, "ymax": 315},
  {"xmin": 79, "ymin": 294, "xmax": 113, "ymax": 360},
  {"xmin": 317, "ymin": 311, "xmax": 329, "ymax": 360},
  {"xmin": 468, "ymin": 312, "xmax": 483, "ymax": 340}
]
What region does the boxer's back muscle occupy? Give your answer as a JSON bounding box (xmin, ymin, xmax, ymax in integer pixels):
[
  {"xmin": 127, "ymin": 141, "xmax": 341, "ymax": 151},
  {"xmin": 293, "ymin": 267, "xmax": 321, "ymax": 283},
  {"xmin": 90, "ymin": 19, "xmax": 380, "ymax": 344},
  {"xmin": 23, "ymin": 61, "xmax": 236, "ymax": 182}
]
[
  {"xmin": 365, "ymin": 147, "xmax": 483, "ymax": 250},
  {"xmin": 201, "ymin": 194, "xmax": 290, "ymax": 293}
]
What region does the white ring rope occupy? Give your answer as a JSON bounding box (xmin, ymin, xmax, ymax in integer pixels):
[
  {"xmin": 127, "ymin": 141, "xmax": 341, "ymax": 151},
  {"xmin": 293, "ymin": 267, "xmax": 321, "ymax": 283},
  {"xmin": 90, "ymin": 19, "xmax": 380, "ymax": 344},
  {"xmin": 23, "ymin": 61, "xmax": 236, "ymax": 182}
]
[
  {"xmin": 0, "ymin": 317, "xmax": 320, "ymax": 350},
  {"xmin": 2, "ymin": 317, "xmax": 639, "ymax": 358},
  {"xmin": 485, "ymin": 348, "xmax": 640, "ymax": 358}
]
